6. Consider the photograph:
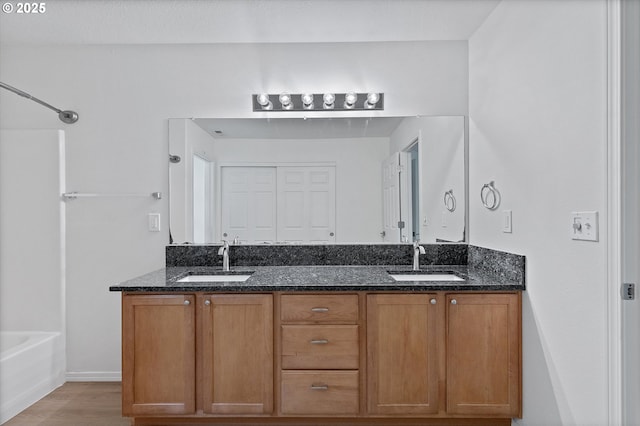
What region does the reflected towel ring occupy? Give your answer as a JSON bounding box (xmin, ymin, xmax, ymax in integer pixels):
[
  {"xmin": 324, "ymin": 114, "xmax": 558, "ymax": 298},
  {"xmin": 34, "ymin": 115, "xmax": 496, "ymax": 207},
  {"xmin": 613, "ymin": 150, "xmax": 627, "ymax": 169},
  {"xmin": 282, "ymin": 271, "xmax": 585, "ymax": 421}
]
[
  {"xmin": 444, "ymin": 190, "xmax": 456, "ymax": 212},
  {"xmin": 480, "ymin": 181, "xmax": 501, "ymax": 210}
]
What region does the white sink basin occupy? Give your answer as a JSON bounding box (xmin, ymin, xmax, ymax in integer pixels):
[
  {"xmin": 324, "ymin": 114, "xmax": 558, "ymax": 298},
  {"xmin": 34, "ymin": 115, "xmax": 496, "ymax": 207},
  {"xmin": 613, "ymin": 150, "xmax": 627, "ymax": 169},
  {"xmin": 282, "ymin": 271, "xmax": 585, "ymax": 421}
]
[
  {"xmin": 177, "ymin": 274, "xmax": 252, "ymax": 283},
  {"xmin": 390, "ymin": 273, "xmax": 464, "ymax": 282}
]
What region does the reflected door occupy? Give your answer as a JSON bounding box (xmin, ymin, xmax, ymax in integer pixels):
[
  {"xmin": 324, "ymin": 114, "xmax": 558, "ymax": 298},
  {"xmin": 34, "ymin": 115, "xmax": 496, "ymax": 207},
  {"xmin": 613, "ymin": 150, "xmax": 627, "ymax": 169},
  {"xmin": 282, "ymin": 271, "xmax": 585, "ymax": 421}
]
[
  {"xmin": 382, "ymin": 152, "xmax": 411, "ymax": 243},
  {"xmin": 276, "ymin": 166, "xmax": 336, "ymax": 243},
  {"xmin": 221, "ymin": 167, "xmax": 277, "ymax": 243}
]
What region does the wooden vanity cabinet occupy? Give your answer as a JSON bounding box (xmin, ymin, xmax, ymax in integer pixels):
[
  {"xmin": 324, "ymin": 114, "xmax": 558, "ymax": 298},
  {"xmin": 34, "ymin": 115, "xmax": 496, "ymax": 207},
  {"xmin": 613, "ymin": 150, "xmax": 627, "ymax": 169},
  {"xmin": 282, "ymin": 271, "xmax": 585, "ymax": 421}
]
[
  {"xmin": 121, "ymin": 291, "xmax": 521, "ymax": 424},
  {"xmin": 366, "ymin": 293, "xmax": 441, "ymax": 415},
  {"xmin": 121, "ymin": 294, "xmax": 196, "ymax": 416},
  {"xmin": 446, "ymin": 293, "xmax": 522, "ymax": 417},
  {"xmin": 279, "ymin": 294, "xmax": 361, "ymax": 416},
  {"xmin": 201, "ymin": 294, "xmax": 273, "ymax": 415},
  {"xmin": 121, "ymin": 293, "xmax": 273, "ymax": 418}
]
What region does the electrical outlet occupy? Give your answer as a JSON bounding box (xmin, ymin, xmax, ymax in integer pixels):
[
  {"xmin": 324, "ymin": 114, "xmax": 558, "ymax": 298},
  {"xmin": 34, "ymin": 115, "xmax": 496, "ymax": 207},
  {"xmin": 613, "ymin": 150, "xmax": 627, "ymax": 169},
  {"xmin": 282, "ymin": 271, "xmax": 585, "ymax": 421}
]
[{"xmin": 570, "ymin": 211, "xmax": 598, "ymax": 241}]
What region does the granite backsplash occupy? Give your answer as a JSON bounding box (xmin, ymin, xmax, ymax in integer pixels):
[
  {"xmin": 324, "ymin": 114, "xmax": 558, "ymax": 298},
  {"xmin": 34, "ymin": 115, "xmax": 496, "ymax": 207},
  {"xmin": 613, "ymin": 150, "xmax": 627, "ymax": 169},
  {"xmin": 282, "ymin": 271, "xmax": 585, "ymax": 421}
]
[
  {"xmin": 166, "ymin": 243, "xmax": 467, "ymax": 267},
  {"xmin": 166, "ymin": 243, "xmax": 525, "ymax": 287}
]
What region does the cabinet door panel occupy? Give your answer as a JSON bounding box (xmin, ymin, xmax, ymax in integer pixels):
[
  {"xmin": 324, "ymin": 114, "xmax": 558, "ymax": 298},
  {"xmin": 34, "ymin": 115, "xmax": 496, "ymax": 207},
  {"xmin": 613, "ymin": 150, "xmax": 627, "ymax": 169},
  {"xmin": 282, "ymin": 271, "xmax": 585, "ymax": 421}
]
[
  {"xmin": 367, "ymin": 294, "xmax": 439, "ymax": 415},
  {"xmin": 202, "ymin": 294, "xmax": 273, "ymax": 414},
  {"xmin": 122, "ymin": 294, "xmax": 195, "ymax": 416},
  {"xmin": 446, "ymin": 293, "xmax": 521, "ymax": 417}
]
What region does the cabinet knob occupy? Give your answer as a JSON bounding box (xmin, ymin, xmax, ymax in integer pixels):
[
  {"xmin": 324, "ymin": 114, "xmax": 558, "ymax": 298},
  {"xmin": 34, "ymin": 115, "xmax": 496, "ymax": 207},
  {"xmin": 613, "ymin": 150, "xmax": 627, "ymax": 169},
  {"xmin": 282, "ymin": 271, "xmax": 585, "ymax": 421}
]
[
  {"xmin": 430, "ymin": 298, "xmax": 437, "ymax": 305},
  {"xmin": 310, "ymin": 339, "xmax": 329, "ymax": 345},
  {"xmin": 451, "ymin": 299, "xmax": 457, "ymax": 305},
  {"xmin": 311, "ymin": 307, "xmax": 329, "ymax": 313},
  {"xmin": 183, "ymin": 300, "xmax": 191, "ymax": 306},
  {"xmin": 204, "ymin": 300, "xmax": 211, "ymax": 306}
]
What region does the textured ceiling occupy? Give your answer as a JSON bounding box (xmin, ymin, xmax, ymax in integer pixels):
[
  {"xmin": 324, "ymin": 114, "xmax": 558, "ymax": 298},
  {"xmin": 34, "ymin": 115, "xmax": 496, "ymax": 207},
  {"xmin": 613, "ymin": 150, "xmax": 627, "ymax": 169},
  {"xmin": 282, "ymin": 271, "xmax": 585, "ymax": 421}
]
[{"xmin": 0, "ymin": 0, "xmax": 501, "ymax": 45}]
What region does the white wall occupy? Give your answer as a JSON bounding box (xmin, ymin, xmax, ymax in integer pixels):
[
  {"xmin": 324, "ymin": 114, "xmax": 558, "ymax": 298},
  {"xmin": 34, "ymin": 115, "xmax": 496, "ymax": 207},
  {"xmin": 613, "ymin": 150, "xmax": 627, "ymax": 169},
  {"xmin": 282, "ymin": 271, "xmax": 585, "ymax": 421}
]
[
  {"xmin": 211, "ymin": 136, "xmax": 389, "ymax": 243},
  {"xmin": 390, "ymin": 116, "xmax": 466, "ymax": 243},
  {"xmin": 469, "ymin": 1, "xmax": 608, "ymax": 425},
  {"xmin": 0, "ymin": 130, "xmax": 65, "ymax": 333},
  {"xmin": 0, "ymin": 41, "xmax": 467, "ymax": 376}
]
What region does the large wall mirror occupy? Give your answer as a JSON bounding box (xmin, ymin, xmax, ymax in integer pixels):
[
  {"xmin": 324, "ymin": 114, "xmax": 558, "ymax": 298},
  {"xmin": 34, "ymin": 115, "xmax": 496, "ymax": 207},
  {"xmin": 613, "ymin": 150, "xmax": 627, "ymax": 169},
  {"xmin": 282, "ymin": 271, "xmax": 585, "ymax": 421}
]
[{"xmin": 168, "ymin": 116, "xmax": 466, "ymax": 245}]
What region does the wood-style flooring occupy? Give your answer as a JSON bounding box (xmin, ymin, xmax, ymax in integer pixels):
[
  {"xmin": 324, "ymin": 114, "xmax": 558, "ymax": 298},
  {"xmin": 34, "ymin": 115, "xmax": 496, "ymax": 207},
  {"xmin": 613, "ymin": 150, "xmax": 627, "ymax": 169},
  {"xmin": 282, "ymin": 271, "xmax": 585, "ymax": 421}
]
[{"xmin": 4, "ymin": 382, "xmax": 129, "ymax": 426}]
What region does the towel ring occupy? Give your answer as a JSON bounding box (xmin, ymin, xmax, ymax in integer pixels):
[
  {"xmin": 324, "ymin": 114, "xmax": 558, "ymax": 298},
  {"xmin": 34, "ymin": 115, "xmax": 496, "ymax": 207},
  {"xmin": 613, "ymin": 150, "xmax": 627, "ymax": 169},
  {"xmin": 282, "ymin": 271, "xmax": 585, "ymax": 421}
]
[
  {"xmin": 444, "ymin": 190, "xmax": 456, "ymax": 212},
  {"xmin": 480, "ymin": 181, "xmax": 501, "ymax": 210}
]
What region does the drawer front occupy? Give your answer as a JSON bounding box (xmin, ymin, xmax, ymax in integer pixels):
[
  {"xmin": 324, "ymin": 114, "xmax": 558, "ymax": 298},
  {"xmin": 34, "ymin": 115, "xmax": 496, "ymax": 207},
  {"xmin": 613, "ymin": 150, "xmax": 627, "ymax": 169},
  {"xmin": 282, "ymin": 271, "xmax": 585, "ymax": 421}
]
[
  {"xmin": 282, "ymin": 325, "xmax": 359, "ymax": 370},
  {"xmin": 281, "ymin": 295, "xmax": 358, "ymax": 323},
  {"xmin": 281, "ymin": 371, "xmax": 359, "ymax": 415}
]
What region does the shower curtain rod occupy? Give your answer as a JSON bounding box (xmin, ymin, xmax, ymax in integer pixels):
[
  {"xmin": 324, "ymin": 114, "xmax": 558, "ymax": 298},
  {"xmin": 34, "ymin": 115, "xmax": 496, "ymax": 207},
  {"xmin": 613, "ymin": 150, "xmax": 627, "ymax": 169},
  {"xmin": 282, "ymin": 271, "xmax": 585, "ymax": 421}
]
[{"xmin": 0, "ymin": 81, "xmax": 79, "ymax": 124}]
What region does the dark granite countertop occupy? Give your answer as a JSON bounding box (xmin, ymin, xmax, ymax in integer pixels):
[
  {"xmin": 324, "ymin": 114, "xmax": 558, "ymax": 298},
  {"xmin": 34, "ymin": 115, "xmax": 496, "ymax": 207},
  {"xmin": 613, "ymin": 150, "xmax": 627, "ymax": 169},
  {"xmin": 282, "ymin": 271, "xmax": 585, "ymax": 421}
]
[{"xmin": 109, "ymin": 264, "xmax": 524, "ymax": 293}]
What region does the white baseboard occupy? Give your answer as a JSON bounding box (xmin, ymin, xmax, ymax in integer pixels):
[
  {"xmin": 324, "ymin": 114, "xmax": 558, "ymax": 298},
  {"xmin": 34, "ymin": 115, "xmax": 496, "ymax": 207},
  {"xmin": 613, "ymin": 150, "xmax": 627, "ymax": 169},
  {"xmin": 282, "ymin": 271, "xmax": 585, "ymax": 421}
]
[{"xmin": 65, "ymin": 371, "xmax": 121, "ymax": 382}]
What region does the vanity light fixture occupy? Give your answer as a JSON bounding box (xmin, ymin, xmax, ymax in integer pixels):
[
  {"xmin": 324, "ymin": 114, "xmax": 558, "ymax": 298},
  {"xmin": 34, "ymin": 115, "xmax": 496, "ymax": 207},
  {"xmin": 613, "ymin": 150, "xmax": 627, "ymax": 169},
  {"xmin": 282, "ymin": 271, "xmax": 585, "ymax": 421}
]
[{"xmin": 252, "ymin": 92, "xmax": 384, "ymax": 112}]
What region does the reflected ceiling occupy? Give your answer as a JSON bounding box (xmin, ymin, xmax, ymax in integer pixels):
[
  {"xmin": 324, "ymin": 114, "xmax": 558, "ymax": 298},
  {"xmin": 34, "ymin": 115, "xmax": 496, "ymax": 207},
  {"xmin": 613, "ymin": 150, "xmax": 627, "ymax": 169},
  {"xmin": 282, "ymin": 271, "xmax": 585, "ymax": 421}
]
[{"xmin": 193, "ymin": 117, "xmax": 404, "ymax": 140}]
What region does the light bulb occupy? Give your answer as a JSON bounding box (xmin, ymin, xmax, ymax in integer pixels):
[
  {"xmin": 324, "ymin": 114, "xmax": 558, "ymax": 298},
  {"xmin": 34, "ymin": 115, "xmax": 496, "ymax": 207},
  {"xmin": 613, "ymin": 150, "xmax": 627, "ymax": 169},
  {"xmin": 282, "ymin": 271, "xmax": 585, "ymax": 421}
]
[
  {"xmin": 279, "ymin": 92, "xmax": 293, "ymax": 110},
  {"xmin": 257, "ymin": 94, "xmax": 270, "ymax": 105},
  {"xmin": 301, "ymin": 93, "xmax": 314, "ymax": 105},
  {"xmin": 366, "ymin": 93, "xmax": 380, "ymax": 105},
  {"xmin": 323, "ymin": 93, "xmax": 335, "ymax": 109},
  {"xmin": 301, "ymin": 93, "xmax": 314, "ymax": 110},
  {"xmin": 344, "ymin": 92, "xmax": 358, "ymax": 109},
  {"xmin": 256, "ymin": 93, "xmax": 273, "ymax": 110}
]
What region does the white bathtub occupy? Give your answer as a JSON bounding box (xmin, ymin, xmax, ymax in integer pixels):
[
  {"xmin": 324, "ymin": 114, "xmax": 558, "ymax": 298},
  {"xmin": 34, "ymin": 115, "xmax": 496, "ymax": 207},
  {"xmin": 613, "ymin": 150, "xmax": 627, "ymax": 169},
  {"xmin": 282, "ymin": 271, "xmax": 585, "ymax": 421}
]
[{"xmin": 0, "ymin": 331, "xmax": 65, "ymax": 424}]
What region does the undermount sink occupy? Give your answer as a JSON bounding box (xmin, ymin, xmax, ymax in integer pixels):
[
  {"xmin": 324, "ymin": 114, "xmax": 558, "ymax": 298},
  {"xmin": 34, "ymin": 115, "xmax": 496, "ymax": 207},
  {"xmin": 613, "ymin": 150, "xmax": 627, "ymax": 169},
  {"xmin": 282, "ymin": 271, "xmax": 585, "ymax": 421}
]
[
  {"xmin": 177, "ymin": 272, "xmax": 253, "ymax": 283},
  {"xmin": 389, "ymin": 273, "xmax": 464, "ymax": 282}
]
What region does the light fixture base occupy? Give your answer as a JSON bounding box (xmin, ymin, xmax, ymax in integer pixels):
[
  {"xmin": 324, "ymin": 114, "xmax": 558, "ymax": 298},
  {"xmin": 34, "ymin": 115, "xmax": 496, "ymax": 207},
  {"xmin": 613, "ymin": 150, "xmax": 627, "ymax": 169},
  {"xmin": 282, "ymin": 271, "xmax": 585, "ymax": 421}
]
[{"xmin": 252, "ymin": 93, "xmax": 383, "ymax": 112}]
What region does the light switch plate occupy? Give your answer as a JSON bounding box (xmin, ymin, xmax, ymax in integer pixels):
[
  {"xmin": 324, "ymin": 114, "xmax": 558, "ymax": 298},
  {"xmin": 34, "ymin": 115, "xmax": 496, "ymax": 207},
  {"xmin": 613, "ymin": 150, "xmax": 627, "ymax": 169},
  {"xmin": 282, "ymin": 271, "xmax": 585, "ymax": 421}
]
[
  {"xmin": 503, "ymin": 210, "xmax": 512, "ymax": 233},
  {"xmin": 570, "ymin": 211, "xmax": 598, "ymax": 241},
  {"xmin": 148, "ymin": 213, "xmax": 161, "ymax": 232}
]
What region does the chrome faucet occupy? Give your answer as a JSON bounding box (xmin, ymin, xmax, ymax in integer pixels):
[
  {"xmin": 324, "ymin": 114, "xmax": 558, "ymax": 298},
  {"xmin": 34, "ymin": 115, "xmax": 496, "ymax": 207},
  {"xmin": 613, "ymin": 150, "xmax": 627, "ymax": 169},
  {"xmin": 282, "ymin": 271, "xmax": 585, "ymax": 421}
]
[
  {"xmin": 413, "ymin": 241, "xmax": 426, "ymax": 271},
  {"xmin": 218, "ymin": 240, "xmax": 230, "ymax": 271}
]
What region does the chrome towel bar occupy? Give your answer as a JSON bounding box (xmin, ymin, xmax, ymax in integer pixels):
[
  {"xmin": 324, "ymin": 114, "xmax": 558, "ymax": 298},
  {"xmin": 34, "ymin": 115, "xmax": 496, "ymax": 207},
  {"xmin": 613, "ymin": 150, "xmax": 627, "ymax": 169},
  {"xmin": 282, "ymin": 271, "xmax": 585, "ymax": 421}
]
[{"xmin": 62, "ymin": 192, "xmax": 162, "ymax": 201}]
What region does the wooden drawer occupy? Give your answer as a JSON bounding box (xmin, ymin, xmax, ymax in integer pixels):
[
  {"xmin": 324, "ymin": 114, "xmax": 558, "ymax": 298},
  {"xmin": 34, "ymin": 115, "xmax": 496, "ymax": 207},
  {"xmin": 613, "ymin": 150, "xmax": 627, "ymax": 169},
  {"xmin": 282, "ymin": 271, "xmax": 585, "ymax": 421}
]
[
  {"xmin": 281, "ymin": 371, "xmax": 359, "ymax": 415},
  {"xmin": 282, "ymin": 325, "xmax": 359, "ymax": 370},
  {"xmin": 280, "ymin": 295, "xmax": 358, "ymax": 323}
]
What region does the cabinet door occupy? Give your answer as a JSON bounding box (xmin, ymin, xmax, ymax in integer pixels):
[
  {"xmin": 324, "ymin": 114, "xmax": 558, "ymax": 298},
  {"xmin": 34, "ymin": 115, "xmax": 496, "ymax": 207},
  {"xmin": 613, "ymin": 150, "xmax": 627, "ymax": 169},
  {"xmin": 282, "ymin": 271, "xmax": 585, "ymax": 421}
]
[
  {"xmin": 446, "ymin": 293, "xmax": 521, "ymax": 417},
  {"xmin": 202, "ymin": 294, "xmax": 273, "ymax": 414},
  {"xmin": 367, "ymin": 294, "xmax": 439, "ymax": 415},
  {"xmin": 122, "ymin": 294, "xmax": 195, "ymax": 416}
]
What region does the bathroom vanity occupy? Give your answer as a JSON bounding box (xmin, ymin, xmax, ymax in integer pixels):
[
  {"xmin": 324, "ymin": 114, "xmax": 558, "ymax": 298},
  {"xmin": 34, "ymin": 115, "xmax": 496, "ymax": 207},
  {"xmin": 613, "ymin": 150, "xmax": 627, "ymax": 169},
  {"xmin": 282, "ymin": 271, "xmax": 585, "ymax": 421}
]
[{"xmin": 110, "ymin": 244, "xmax": 525, "ymax": 426}]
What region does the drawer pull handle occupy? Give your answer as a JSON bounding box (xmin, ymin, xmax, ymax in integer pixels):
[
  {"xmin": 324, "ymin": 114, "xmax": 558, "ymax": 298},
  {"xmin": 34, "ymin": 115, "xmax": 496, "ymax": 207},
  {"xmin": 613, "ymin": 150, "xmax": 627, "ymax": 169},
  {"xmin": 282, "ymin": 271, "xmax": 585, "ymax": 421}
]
[
  {"xmin": 310, "ymin": 339, "xmax": 329, "ymax": 345},
  {"xmin": 310, "ymin": 384, "xmax": 329, "ymax": 391},
  {"xmin": 311, "ymin": 307, "xmax": 329, "ymax": 313}
]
